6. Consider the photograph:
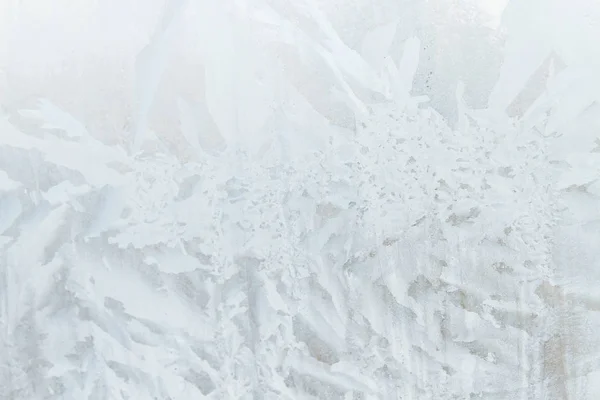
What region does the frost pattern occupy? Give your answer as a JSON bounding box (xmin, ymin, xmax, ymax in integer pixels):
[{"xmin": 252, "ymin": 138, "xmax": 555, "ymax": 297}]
[{"xmin": 1, "ymin": 1, "xmax": 600, "ymax": 399}]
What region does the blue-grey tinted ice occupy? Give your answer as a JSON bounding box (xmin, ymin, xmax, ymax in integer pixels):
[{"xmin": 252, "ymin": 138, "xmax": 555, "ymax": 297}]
[{"xmin": 1, "ymin": 0, "xmax": 600, "ymax": 399}]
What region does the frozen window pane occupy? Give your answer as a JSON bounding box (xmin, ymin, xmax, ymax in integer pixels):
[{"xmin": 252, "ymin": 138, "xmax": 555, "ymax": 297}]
[{"xmin": 1, "ymin": 1, "xmax": 599, "ymax": 398}]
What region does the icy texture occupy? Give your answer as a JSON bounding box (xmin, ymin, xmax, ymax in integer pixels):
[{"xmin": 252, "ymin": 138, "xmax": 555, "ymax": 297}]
[{"xmin": 1, "ymin": 0, "xmax": 600, "ymax": 399}]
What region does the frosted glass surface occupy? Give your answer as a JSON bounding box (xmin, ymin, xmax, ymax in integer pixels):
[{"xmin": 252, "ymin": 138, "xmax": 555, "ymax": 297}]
[{"xmin": 1, "ymin": 1, "xmax": 600, "ymax": 398}]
